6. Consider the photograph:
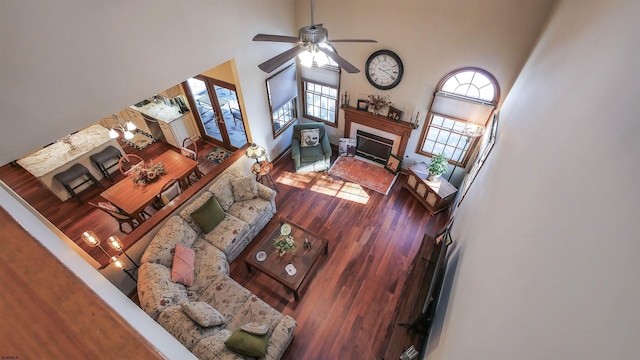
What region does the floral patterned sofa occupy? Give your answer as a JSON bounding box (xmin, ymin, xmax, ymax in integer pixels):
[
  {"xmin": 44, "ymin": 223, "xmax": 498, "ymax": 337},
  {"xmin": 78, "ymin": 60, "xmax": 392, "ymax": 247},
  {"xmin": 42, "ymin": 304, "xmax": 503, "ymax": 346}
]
[{"xmin": 137, "ymin": 168, "xmax": 296, "ymax": 359}]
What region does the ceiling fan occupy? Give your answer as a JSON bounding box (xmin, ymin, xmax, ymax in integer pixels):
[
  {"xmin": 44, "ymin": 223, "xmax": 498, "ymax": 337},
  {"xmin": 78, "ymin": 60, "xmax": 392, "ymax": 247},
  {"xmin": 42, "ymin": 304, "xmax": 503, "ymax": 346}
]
[{"xmin": 253, "ymin": 0, "xmax": 377, "ymax": 74}]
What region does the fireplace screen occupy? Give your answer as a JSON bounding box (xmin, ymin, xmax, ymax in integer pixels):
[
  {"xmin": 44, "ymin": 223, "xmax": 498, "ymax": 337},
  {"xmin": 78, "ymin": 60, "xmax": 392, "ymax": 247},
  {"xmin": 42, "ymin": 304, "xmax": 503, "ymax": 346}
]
[{"xmin": 356, "ymin": 130, "xmax": 393, "ymax": 164}]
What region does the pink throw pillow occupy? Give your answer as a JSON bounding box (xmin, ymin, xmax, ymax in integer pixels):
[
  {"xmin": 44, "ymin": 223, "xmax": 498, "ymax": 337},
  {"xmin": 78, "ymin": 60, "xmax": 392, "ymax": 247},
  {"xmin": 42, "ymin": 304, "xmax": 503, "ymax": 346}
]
[{"xmin": 171, "ymin": 244, "xmax": 195, "ymax": 286}]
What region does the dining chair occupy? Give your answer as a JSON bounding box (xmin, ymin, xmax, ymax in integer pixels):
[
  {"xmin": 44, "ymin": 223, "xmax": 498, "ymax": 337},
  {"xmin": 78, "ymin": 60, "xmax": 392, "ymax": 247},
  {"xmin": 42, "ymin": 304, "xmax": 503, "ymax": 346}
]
[
  {"xmin": 153, "ymin": 178, "xmax": 182, "ymax": 209},
  {"xmin": 118, "ymin": 154, "xmax": 144, "ymax": 175},
  {"xmin": 181, "ymin": 138, "xmax": 200, "ymax": 186},
  {"xmin": 180, "ymin": 138, "xmax": 198, "ymax": 161},
  {"xmin": 89, "ymin": 201, "xmax": 149, "ymax": 234}
]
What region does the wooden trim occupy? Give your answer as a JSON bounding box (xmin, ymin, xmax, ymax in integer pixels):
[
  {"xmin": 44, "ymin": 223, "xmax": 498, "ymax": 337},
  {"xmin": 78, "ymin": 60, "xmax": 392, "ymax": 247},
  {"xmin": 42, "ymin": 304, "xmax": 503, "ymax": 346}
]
[
  {"xmin": 436, "ymin": 66, "xmax": 500, "ymax": 104},
  {"xmin": 342, "ymin": 106, "xmax": 414, "ymax": 158}
]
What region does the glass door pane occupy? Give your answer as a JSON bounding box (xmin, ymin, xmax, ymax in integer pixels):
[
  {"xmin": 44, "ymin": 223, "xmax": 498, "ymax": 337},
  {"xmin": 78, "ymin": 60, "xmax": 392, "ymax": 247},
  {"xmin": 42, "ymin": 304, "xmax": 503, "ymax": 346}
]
[
  {"xmin": 214, "ymin": 84, "xmax": 247, "ymax": 149},
  {"xmin": 186, "ymin": 77, "xmax": 224, "ymax": 143}
]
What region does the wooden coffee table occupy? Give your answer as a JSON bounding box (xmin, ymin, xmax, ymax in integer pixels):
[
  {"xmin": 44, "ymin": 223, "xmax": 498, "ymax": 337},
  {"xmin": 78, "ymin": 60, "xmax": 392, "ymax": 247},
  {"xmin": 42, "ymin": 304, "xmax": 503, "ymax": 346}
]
[{"xmin": 245, "ymin": 218, "xmax": 328, "ymax": 301}]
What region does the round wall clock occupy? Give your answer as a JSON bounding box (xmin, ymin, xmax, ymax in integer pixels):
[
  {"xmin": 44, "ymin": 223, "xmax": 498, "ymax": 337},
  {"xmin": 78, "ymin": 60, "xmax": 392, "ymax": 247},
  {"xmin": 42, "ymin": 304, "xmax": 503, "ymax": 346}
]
[{"xmin": 365, "ymin": 49, "xmax": 404, "ymax": 90}]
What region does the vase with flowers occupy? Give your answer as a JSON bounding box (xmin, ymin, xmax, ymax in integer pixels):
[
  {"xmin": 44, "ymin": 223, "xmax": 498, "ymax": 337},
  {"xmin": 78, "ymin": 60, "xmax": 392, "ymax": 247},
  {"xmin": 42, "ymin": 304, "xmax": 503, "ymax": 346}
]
[
  {"xmin": 273, "ymin": 234, "xmax": 296, "ymax": 256},
  {"xmin": 367, "ymin": 94, "xmax": 392, "ymax": 115},
  {"xmin": 129, "ymin": 160, "xmax": 166, "ymax": 186},
  {"xmin": 273, "ymin": 223, "xmax": 296, "ymax": 256}
]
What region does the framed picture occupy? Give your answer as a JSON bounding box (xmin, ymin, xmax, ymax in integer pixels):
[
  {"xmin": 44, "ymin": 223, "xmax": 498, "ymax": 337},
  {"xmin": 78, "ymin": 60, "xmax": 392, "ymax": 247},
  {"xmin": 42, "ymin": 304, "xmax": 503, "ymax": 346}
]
[
  {"xmin": 387, "ymin": 106, "xmax": 403, "ymax": 122},
  {"xmin": 384, "ymin": 153, "xmax": 402, "ymax": 174},
  {"xmin": 357, "ymin": 99, "xmax": 369, "ymax": 111},
  {"xmin": 338, "ymin": 138, "xmax": 357, "ymax": 156}
]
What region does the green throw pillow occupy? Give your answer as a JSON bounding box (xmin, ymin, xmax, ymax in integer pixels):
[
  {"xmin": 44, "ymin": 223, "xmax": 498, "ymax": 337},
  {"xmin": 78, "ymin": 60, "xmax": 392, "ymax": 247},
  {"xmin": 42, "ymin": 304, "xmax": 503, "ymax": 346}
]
[
  {"xmin": 190, "ymin": 196, "xmax": 225, "ymax": 233},
  {"xmin": 224, "ymin": 328, "xmax": 269, "ymax": 357}
]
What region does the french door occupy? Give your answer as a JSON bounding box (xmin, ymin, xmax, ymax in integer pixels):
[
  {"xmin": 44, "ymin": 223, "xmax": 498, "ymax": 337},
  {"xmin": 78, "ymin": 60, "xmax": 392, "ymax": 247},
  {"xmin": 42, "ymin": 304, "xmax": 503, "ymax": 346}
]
[{"xmin": 183, "ymin": 76, "xmax": 248, "ymax": 150}]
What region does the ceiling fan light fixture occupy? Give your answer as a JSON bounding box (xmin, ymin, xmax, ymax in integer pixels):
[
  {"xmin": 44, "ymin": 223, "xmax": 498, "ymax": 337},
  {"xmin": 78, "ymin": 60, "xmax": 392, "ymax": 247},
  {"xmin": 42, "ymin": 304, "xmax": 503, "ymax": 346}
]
[
  {"xmin": 315, "ymin": 51, "xmax": 329, "ymax": 66},
  {"xmin": 254, "ymin": 0, "xmax": 376, "ymax": 73},
  {"xmin": 299, "ymin": 49, "xmax": 315, "ymax": 68}
]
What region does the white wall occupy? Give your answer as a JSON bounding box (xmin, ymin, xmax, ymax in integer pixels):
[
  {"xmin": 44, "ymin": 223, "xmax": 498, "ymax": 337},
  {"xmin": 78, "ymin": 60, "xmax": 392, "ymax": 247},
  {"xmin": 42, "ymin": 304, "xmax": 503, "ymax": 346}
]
[
  {"xmin": 426, "ymin": 1, "xmax": 640, "ymax": 359},
  {"xmin": 295, "ymin": 0, "xmax": 555, "ymax": 170},
  {"xmin": 0, "ymin": 0, "xmax": 297, "ymax": 164}
]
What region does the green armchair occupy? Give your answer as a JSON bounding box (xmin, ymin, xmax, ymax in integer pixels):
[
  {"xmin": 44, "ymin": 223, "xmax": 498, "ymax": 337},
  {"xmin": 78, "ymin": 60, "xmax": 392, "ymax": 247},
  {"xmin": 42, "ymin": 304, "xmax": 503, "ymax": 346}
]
[{"xmin": 291, "ymin": 122, "xmax": 332, "ymax": 173}]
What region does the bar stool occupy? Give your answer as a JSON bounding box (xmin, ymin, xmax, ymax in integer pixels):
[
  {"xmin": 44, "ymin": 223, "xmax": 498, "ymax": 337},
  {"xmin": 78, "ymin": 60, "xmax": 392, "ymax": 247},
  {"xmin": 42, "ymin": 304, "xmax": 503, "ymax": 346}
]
[
  {"xmin": 53, "ymin": 163, "xmax": 104, "ymax": 202},
  {"xmin": 90, "ymin": 145, "xmax": 123, "ymax": 181}
]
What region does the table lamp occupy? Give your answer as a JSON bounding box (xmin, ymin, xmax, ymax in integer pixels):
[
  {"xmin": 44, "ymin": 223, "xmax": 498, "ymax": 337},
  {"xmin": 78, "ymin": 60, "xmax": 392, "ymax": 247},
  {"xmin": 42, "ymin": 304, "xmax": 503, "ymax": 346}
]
[{"xmin": 245, "ymin": 143, "xmax": 266, "ymax": 163}]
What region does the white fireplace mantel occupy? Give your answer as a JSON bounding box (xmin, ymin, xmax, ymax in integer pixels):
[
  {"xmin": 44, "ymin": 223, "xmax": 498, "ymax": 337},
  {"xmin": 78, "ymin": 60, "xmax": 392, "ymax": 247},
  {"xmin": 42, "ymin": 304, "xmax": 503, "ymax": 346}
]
[{"xmin": 343, "ymin": 107, "xmax": 414, "ymax": 158}]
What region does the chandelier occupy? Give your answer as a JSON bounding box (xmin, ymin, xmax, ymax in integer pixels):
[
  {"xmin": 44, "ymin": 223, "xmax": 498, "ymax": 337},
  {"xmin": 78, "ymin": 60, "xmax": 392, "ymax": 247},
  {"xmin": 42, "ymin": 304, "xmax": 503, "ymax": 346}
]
[{"xmin": 108, "ymin": 114, "xmax": 137, "ymax": 140}]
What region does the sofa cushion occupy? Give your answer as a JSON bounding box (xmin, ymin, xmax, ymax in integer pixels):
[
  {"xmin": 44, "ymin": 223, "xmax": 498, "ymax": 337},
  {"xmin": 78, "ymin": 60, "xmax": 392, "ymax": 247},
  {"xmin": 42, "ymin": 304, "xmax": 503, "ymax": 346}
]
[
  {"xmin": 188, "ymin": 239, "xmax": 230, "ymax": 299},
  {"xmin": 191, "ymin": 329, "xmax": 235, "ymax": 360},
  {"xmin": 189, "ymin": 196, "xmax": 226, "ymax": 234},
  {"xmin": 202, "ymin": 213, "xmax": 250, "ymax": 258},
  {"xmin": 227, "ymin": 295, "xmax": 284, "ymax": 334},
  {"xmin": 227, "ymin": 197, "xmax": 273, "ymax": 226},
  {"xmin": 179, "ymin": 192, "xmax": 215, "ymax": 233},
  {"xmin": 300, "ymin": 128, "xmax": 320, "ymax": 147},
  {"xmin": 300, "ymin": 144, "xmax": 326, "ymax": 163},
  {"xmin": 196, "ymin": 274, "xmax": 252, "ymax": 321},
  {"xmin": 171, "ymin": 244, "xmax": 195, "ymax": 286},
  {"xmin": 224, "ymin": 328, "xmax": 269, "ymax": 357},
  {"xmin": 157, "ymin": 306, "xmax": 221, "ymax": 350},
  {"xmin": 241, "ymin": 322, "xmax": 270, "ymax": 336},
  {"xmin": 208, "ymin": 173, "xmax": 235, "ymax": 211},
  {"xmin": 231, "ymin": 175, "xmax": 259, "ymax": 202},
  {"xmin": 137, "ymin": 262, "xmax": 189, "ymax": 320},
  {"xmin": 182, "ymin": 301, "xmax": 226, "ymax": 327},
  {"xmin": 142, "ymin": 216, "xmax": 198, "ymax": 267}
]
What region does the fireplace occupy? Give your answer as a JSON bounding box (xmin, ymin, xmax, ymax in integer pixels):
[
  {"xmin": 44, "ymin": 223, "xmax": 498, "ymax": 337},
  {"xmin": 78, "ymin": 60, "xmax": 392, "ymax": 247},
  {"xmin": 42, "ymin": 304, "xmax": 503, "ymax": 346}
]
[
  {"xmin": 356, "ymin": 130, "xmax": 393, "ymax": 165},
  {"xmin": 343, "ymin": 107, "xmax": 415, "ymax": 160}
]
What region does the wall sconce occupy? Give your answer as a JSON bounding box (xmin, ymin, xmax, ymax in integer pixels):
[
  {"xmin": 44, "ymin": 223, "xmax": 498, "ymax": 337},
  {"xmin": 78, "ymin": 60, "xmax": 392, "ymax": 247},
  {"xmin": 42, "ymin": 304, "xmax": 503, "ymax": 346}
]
[
  {"xmin": 82, "ymin": 231, "xmax": 139, "ymax": 281},
  {"xmin": 108, "ymin": 114, "xmax": 136, "ymax": 140}
]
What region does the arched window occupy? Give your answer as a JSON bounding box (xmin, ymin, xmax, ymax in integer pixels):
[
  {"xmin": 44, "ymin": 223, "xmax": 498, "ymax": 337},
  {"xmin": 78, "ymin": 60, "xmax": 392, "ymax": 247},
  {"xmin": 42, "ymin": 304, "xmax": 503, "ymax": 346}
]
[{"xmin": 418, "ymin": 67, "xmax": 499, "ymax": 167}]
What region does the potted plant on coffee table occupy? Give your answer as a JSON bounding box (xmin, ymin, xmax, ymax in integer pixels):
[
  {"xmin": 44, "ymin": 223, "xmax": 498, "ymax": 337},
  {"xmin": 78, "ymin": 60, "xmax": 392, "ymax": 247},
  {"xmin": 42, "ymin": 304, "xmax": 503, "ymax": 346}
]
[{"xmin": 427, "ymin": 153, "xmax": 450, "ymax": 181}]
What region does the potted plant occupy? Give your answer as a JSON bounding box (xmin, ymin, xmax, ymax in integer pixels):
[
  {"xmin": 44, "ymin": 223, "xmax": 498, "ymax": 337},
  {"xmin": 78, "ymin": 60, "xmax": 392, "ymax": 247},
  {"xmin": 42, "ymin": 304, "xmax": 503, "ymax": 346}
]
[{"xmin": 427, "ymin": 153, "xmax": 449, "ymax": 180}]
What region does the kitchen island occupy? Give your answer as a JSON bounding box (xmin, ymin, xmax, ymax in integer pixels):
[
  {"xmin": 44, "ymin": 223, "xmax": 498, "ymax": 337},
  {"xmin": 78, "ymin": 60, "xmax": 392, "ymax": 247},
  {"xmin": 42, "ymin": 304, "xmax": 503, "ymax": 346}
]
[{"xmin": 17, "ymin": 124, "xmax": 124, "ymax": 201}]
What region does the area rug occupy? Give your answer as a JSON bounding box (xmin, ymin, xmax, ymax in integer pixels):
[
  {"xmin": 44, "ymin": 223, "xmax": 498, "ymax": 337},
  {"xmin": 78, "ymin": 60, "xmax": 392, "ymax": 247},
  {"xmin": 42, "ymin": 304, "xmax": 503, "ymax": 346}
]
[
  {"xmin": 122, "ymin": 130, "xmax": 156, "ymax": 150},
  {"xmin": 328, "ymin": 156, "xmax": 398, "ymax": 195},
  {"xmin": 205, "ymin": 147, "xmax": 232, "ymax": 164}
]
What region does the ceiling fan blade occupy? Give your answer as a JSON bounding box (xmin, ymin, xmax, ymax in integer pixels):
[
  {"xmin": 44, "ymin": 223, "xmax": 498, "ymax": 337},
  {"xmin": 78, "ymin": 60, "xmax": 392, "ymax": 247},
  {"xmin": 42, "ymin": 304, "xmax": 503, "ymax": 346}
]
[
  {"xmin": 328, "ymin": 39, "xmax": 378, "ymax": 43},
  {"xmin": 253, "ymin": 34, "xmax": 300, "ymax": 43},
  {"xmin": 258, "ymin": 45, "xmax": 307, "ymax": 73},
  {"xmin": 318, "ymin": 48, "xmax": 360, "ymax": 73}
]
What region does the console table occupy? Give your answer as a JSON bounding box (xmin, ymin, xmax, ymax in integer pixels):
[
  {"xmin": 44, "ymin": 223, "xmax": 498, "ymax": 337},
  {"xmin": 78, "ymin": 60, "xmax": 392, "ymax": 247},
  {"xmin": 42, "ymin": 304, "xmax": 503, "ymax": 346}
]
[{"xmin": 403, "ymin": 162, "xmax": 457, "ymax": 215}]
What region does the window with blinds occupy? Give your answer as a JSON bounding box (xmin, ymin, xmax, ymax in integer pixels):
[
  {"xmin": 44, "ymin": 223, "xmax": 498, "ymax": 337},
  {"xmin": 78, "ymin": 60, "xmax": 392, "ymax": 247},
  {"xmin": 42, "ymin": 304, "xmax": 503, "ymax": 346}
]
[
  {"xmin": 418, "ymin": 68, "xmax": 499, "ymax": 167},
  {"xmin": 300, "ymin": 60, "xmax": 341, "ymax": 127},
  {"xmin": 266, "ymin": 63, "xmax": 298, "ymax": 137}
]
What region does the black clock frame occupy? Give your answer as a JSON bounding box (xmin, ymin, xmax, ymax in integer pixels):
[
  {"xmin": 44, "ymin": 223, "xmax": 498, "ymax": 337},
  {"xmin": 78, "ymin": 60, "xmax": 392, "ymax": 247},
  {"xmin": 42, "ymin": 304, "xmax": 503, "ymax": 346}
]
[{"xmin": 365, "ymin": 49, "xmax": 404, "ymax": 90}]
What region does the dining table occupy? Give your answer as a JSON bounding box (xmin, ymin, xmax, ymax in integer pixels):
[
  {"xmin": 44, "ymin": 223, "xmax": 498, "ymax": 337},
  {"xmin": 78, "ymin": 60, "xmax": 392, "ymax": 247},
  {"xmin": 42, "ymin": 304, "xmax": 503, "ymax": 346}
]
[{"xmin": 100, "ymin": 149, "xmax": 201, "ymax": 224}]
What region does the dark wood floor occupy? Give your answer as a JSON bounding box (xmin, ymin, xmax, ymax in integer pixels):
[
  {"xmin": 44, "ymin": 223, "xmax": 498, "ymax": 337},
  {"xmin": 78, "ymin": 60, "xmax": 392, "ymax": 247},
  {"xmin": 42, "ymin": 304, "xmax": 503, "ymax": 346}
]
[{"xmin": 0, "ymin": 138, "xmax": 449, "ymax": 359}]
